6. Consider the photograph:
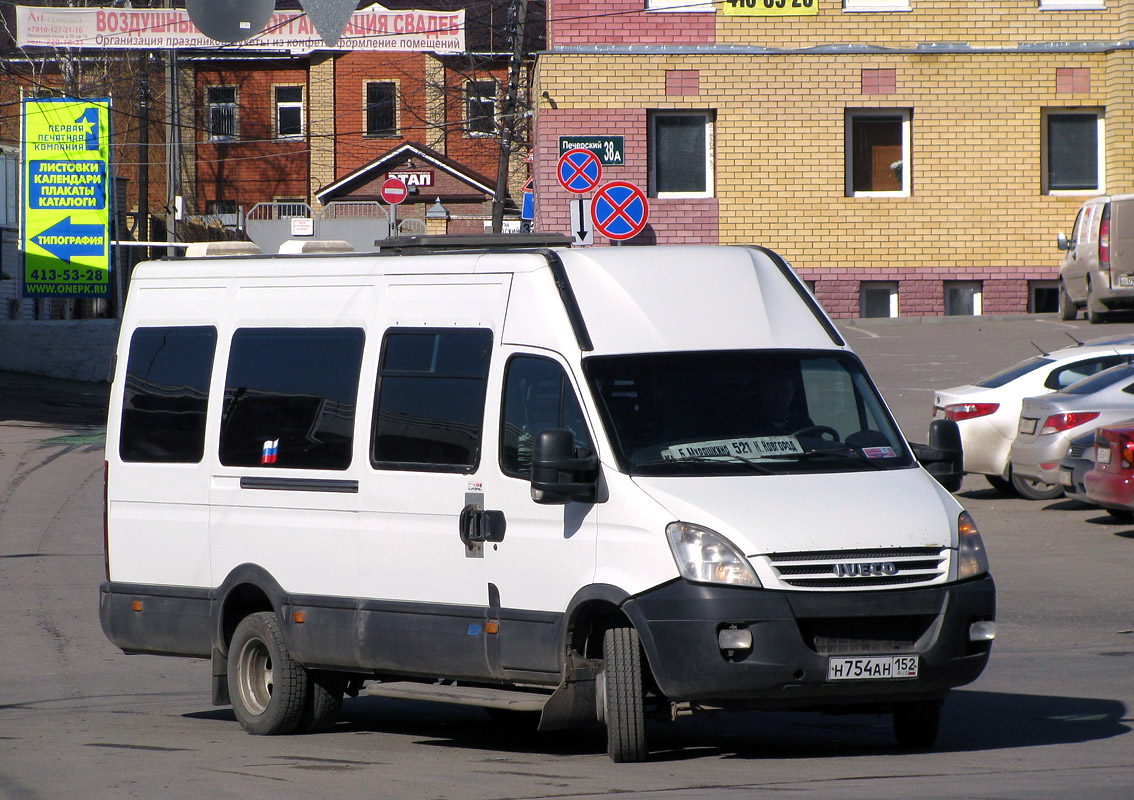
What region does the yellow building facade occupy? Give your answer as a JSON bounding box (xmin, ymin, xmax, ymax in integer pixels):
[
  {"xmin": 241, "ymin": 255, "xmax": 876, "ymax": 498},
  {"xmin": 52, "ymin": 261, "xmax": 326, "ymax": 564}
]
[{"xmin": 535, "ymin": 0, "xmax": 1134, "ymax": 317}]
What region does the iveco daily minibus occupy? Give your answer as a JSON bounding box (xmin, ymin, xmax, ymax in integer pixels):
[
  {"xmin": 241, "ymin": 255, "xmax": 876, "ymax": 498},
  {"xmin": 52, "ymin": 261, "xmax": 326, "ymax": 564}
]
[{"xmin": 101, "ymin": 236, "xmax": 994, "ymax": 762}]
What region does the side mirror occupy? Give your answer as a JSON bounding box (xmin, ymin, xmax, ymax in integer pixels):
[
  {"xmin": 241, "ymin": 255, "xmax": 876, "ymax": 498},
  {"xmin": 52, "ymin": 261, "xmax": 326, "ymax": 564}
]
[
  {"xmin": 911, "ymin": 419, "xmax": 964, "ymax": 493},
  {"xmin": 530, "ymin": 428, "xmax": 598, "ymax": 505},
  {"xmin": 1057, "ymin": 232, "xmax": 1071, "ymax": 251}
]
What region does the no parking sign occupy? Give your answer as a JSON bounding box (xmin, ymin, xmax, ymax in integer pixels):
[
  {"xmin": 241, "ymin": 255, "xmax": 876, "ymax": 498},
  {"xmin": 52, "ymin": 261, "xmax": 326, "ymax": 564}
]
[
  {"xmin": 557, "ymin": 148, "xmax": 602, "ymax": 194},
  {"xmin": 590, "ymin": 181, "xmax": 649, "ymax": 241}
]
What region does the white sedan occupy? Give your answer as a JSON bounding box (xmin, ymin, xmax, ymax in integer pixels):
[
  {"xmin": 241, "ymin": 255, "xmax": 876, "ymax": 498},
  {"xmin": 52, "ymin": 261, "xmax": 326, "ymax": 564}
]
[{"xmin": 932, "ymin": 336, "xmax": 1134, "ymax": 499}]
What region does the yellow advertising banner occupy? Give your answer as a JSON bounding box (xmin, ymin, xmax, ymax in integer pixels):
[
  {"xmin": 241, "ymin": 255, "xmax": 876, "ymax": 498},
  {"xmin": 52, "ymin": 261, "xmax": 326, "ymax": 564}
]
[
  {"xmin": 722, "ymin": 0, "xmax": 818, "ymax": 16},
  {"xmin": 21, "ymin": 97, "xmax": 112, "ymax": 298}
]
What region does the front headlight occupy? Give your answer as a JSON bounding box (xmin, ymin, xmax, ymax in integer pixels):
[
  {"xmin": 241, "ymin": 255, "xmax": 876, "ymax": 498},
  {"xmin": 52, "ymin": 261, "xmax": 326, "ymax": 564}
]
[
  {"xmin": 957, "ymin": 510, "xmax": 990, "ymax": 579},
  {"xmin": 665, "ymin": 522, "xmax": 761, "ymax": 587}
]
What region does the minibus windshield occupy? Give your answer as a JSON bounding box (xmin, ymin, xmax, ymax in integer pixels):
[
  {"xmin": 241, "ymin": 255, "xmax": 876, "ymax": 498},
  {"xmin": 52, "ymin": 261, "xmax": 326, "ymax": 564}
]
[{"xmin": 584, "ymin": 350, "xmax": 914, "ymax": 476}]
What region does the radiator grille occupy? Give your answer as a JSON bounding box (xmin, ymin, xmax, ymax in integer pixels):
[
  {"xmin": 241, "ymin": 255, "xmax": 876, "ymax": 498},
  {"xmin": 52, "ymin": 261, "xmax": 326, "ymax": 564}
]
[{"xmin": 764, "ymin": 547, "xmax": 948, "ymax": 590}]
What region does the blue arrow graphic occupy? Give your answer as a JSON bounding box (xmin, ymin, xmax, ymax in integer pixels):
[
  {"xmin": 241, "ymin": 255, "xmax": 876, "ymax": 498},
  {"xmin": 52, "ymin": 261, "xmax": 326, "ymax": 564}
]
[{"xmin": 31, "ymin": 216, "xmax": 105, "ymax": 263}]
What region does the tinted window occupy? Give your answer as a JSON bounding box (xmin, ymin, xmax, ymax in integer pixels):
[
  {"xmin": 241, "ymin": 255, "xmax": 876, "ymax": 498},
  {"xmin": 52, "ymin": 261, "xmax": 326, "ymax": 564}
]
[
  {"xmin": 501, "ymin": 356, "xmax": 593, "ymax": 478},
  {"xmin": 372, "ymin": 329, "xmax": 492, "ymax": 471},
  {"xmin": 1045, "ymin": 356, "xmax": 1128, "ymax": 390},
  {"xmin": 1061, "ymin": 364, "xmax": 1134, "ymax": 395},
  {"xmin": 976, "ymin": 356, "xmax": 1052, "ymax": 389},
  {"xmin": 219, "ymin": 328, "xmax": 364, "ymax": 469},
  {"xmin": 120, "ymin": 326, "xmax": 217, "ymax": 463}
]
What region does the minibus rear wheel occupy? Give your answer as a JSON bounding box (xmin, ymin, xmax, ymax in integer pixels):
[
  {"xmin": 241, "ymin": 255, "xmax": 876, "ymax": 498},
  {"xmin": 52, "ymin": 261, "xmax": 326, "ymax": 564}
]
[
  {"xmin": 600, "ymin": 627, "xmax": 648, "ymax": 763},
  {"xmin": 228, "ymin": 611, "xmax": 308, "ymax": 735}
]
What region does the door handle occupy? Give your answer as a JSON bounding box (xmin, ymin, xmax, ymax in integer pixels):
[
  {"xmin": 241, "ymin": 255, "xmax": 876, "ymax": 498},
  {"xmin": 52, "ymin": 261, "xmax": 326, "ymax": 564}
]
[{"xmin": 459, "ymin": 504, "xmax": 506, "ymax": 548}]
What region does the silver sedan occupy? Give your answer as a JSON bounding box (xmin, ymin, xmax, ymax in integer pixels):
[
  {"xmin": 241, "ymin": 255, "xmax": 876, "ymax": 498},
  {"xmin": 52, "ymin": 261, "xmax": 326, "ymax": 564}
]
[{"xmin": 1010, "ymin": 362, "xmax": 1134, "ymax": 496}]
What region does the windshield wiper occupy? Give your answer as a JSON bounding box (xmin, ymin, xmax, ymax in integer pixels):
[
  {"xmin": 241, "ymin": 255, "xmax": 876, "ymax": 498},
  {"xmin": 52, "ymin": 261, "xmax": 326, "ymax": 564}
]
[{"xmin": 762, "ymin": 446, "xmax": 887, "ymax": 470}]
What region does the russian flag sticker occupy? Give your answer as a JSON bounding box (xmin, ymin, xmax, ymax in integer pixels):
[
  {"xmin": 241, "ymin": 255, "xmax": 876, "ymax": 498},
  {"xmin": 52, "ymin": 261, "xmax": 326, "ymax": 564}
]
[{"xmin": 261, "ymin": 439, "xmax": 279, "ymax": 464}]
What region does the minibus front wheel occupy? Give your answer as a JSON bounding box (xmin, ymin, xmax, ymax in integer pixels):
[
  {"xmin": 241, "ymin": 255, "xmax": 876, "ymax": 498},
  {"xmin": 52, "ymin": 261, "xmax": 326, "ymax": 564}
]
[
  {"xmin": 228, "ymin": 611, "xmax": 308, "ymax": 735},
  {"xmin": 598, "ymin": 627, "xmax": 648, "ymax": 763}
]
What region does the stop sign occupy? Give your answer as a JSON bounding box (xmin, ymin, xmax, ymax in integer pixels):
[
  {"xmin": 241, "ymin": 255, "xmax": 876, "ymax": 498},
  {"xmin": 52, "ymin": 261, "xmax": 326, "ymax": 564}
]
[{"xmin": 380, "ymin": 177, "xmax": 408, "ymax": 205}]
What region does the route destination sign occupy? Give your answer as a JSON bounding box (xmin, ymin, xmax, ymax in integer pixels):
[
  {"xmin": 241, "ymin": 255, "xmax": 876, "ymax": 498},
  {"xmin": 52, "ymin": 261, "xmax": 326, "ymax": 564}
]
[{"xmin": 22, "ymin": 97, "xmax": 112, "ymax": 298}]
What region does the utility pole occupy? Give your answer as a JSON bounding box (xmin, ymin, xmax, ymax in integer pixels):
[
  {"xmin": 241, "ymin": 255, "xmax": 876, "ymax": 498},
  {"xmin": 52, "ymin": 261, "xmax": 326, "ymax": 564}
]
[
  {"xmin": 137, "ymin": 52, "xmax": 150, "ymax": 257},
  {"xmin": 490, "ymin": 0, "xmax": 528, "ymax": 234}
]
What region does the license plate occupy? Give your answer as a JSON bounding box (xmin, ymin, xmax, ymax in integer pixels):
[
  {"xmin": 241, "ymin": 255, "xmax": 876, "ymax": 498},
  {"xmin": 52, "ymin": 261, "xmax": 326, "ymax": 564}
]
[
  {"xmin": 1019, "ymin": 418, "xmax": 1037, "ymax": 435},
  {"xmin": 1059, "ymin": 467, "xmax": 1073, "ymax": 487},
  {"xmin": 1098, "ymin": 447, "xmax": 1112, "ymax": 465},
  {"xmin": 827, "ymin": 655, "xmax": 919, "ymax": 681},
  {"xmin": 1119, "ymin": 274, "xmax": 1134, "ymax": 288}
]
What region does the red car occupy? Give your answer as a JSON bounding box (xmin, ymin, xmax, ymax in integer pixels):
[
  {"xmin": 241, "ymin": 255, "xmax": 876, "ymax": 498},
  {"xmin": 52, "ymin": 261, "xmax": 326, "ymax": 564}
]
[{"xmin": 1083, "ymin": 424, "xmax": 1134, "ymax": 519}]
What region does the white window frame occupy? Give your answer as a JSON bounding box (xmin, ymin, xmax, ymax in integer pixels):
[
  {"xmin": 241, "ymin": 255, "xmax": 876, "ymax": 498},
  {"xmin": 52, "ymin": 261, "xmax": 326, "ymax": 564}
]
[
  {"xmin": 944, "ymin": 281, "xmax": 982, "ymax": 316},
  {"xmin": 464, "ymin": 79, "xmax": 498, "ymax": 138},
  {"xmin": 1039, "ymin": 0, "xmax": 1105, "ymax": 9},
  {"xmin": 843, "ymin": 0, "xmax": 911, "ymax": 11},
  {"xmin": 274, "ymin": 85, "xmax": 304, "ymax": 140},
  {"xmin": 206, "ymin": 86, "xmax": 237, "ymax": 141},
  {"xmin": 647, "ymin": 0, "xmax": 715, "ymax": 11},
  {"xmin": 1042, "ymin": 108, "xmax": 1105, "ymax": 196},
  {"xmin": 649, "ymin": 110, "xmax": 715, "ymax": 199},
  {"xmin": 860, "ymin": 281, "xmax": 899, "ymax": 318},
  {"xmin": 846, "ymin": 108, "xmax": 911, "ymax": 198}
]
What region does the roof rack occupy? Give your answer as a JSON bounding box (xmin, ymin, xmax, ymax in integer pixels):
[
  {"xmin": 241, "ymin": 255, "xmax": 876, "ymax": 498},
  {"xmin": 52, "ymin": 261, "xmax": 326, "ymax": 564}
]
[{"xmin": 374, "ymin": 233, "xmax": 572, "ymax": 253}]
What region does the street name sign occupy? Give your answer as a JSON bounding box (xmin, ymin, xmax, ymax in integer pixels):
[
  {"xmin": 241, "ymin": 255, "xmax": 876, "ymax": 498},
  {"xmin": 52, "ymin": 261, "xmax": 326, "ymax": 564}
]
[
  {"xmin": 558, "ymin": 136, "xmax": 625, "ymax": 166},
  {"xmin": 21, "ymin": 97, "xmax": 112, "ymax": 299}
]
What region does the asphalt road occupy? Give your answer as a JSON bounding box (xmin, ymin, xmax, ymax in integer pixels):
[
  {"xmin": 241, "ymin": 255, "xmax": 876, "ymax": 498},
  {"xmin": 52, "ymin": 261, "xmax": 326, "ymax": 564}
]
[{"xmin": 1, "ymin": 314, "xmax": 1132, "ymax": 799}]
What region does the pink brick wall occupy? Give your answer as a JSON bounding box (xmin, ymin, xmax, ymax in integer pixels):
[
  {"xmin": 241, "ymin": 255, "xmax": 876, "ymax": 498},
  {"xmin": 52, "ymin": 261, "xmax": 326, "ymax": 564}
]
[
  {"xmin": 797, "ymin": 264, "xmax": 1051, "ymax": 318},
  {"xmin": 548, "ymin": 0, "xmax": 715, "ymax": 48},
  {"xmin": 534, "ymin": 107, "xmax": 719, "ymax": 245}
]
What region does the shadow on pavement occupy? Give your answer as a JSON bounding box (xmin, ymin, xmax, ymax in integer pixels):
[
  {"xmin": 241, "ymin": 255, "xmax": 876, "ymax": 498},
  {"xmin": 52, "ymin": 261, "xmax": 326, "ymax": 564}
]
[
  {"xmin": 0, "ymin": 370, "xmax": 108, "ymax": 427},
  {"xmin": 184, "ymin": 689, "xmax": 1128, "ymax": 762}
]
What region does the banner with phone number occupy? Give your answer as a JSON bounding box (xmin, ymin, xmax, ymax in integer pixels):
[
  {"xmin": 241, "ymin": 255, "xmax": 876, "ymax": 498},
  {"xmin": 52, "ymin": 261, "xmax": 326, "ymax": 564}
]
[
  {"xmin": 722, "ymin": 0, "xmax": 818, "ymax": 15},
  {"xmin": 22, "ymin": 97, "xmax": 112, "ymax": 299}
]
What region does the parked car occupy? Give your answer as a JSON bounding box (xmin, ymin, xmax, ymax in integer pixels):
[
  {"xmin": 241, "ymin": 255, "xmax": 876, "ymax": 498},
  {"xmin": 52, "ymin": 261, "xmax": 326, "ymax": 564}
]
[
  {"xmin": 1011, "ymin": 362, "xmax": 1134, "ymax": 498},
  {"xmin": 1057, "ymin": 430, "xmax": 1100, "ymax": 506},
  {"xmin": 933, "ymin": 337, "xmax": 1134, "ymax": 498},
  {"xmin": 1083, "ymin": 423, "xmax": 1134, "ymax": 519},
  {"xmin": 1058, "ymin": 193, "xmax": 1134, "ymax": 323}
]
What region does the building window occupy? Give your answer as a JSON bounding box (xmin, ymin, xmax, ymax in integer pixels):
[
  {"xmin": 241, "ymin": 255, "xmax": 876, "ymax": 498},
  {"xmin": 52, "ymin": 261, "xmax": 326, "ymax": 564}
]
[
  {"xmin": 1039, "ymin": 0, "xmax": 1105, "ymax": 9},
  {"xmin": 945, "ymin": 281, "xmax": 982, "ymax": 316},
  {"xmin": 649, "ymin": 110, "xmax": 715, "ymax": 198},
  {"xmin": 366, "ymin": 81, "xmax": 397, "ymax": 136},
  {"xmin": 1044, "ymin": 109, "xmax": 1103, "ymax": 194},
  {"xmin": 846, "ymin": 109, "xmax": 910, "ymax": 196},
  {"xmin": 465, "ymin": 80, "xmax": 497, "ymax": 136},
  {"xmin": 647, "ymin": 0, "xmax": 714, "ymax": 12},
  {"xmin": 843, "ymin": 0, "xmax": 911, "ymax": 11},
  {"xmin": 372, "ymin": 329, "xmax": 493, "ymax": 472},
  {"xmin": 860, "ymin": 281, "xmax": 898, "ymax": 318},
  {"xmin": 206, "ymin": 86, "xmax": 237, "ymax": 140},
  {"xmin": 120, "ymin": 326, "xmax": 217, "ymax": 464},
  {"xmin": 1029, "ymin": 280, "xmax": 1059, "ymax": 313},
  {"xmin": 274, "ymin": 85, "xmax": 304, "ymax": 139},
  {"xmin": 219, "ymin": 328, "xmax": 366, "ymax": 470}
]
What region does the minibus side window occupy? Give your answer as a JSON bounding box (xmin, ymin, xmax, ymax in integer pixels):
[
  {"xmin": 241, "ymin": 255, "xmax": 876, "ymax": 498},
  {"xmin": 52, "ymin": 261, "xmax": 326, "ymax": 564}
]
[
  {"xmin": 500, "ymin": 355, "xmax": 593, "ymax": 478},
  {"xmin": 219, "ymin": 327, "xmax": 365, "ymax": 469},
  {"xmin": 120, "ymin": 326, "xmax": 217, "ymax": 463},
  {"xmin": 371, "ymin": 328, "xmax": 492, "ymax": 472}
]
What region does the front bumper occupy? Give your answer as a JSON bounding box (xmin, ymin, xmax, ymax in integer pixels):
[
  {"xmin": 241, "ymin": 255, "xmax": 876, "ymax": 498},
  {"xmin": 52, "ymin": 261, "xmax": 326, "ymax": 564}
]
[{"xmin": 623, "ymin": 576, "xmax": 995, "ymax": 710}]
